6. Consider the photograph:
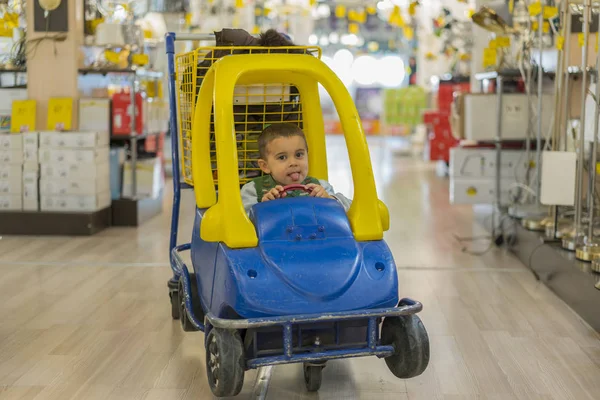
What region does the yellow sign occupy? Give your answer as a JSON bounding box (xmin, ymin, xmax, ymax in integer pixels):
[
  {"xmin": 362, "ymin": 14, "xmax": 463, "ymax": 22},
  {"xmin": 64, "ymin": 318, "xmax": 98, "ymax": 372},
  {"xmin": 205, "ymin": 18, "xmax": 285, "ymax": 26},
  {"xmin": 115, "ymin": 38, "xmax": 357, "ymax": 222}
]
[
  {"xmin": 466, "ymin": 187, "xmax": 477, "ymax": 196},
  {"xmin": 579, "ymin": 33, "xmax": 586, "ymax": 47},
  {"xmin": 349, "ymin": 23, "xmax": 359, "ymax": 34},
  {"xmin": 252, "ymin": 25, "xmax": 260, "ymax": 34},
  {"xmin": 235, "ymin": 0, "xmax": 244, "ymax": 8},
  {"xmin": 529, "ymin": 2, "xmax": 542, "ymax": 17},
  {"xmin": 47, "ymin": 98, "xmax": 73, "ymax": 131},
  {"xmin": 483, "ymin": 48, "xmax": 497, "ymax": 68},
  {"xmin": 557, "ymin": 36, "xmax": 564, "ymax": 50},
  {"xmin": 403, "ymin": 26, "xmax": 414, "ymax": 40},
  {"xmin": 367, "ymin": 6, "xmax": 377, "ymax": 15},
  {"xmin": 497, "ymin": 37, "xmax": 511, "ymax": 48},
  {"xmin": 488, "ymin": 39, "xmax": 498, "ymax": 49},
  {"xmin": 409, "ymin": 1, "xmax": 418, "ymax": 16},
  {"xmin": 543, "ymin": 6, "xmax": 558, "ymax": 19},
  {"xmin": 10, "ymin": 100, "xmax": 36, "ymax": 133}
]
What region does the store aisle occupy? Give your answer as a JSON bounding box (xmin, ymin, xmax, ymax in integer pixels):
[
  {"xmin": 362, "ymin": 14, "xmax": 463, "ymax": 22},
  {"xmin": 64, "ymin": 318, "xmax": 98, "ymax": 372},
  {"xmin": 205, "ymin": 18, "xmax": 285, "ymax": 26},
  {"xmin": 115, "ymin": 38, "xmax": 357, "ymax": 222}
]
[{"xmin": 0, "ymin": 136, "xmax": 599, "ymax": 400}]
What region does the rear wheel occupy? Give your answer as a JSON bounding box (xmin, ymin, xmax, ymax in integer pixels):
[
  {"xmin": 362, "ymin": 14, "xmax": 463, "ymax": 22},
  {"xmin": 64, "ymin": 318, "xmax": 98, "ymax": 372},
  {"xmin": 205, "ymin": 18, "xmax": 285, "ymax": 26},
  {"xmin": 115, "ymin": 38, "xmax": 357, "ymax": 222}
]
[
  {"xmin": 168, "ymin": 279, "xmax": 179, "ymax": 320},
  {"xmin": 303, "ymin": 363, "xmax": 324, "ymax": 392},
  {"xmin": 381, "ymin": 315, "xmax": 430, "ymax": 379},
  {"xmin": 178, "ymin": 274, "xmax": 203, "ymax": 332},
  {"xmin": 206, "ymin": 328, "xmax": 245, "ymax": 397}
]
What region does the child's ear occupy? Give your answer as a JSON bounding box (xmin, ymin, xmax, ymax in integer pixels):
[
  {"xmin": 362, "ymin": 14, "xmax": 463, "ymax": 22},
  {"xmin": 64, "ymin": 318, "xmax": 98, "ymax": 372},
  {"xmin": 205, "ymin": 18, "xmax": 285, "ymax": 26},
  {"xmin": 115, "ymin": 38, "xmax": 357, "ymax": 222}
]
[{"xmin": 258, "ymin": 159, "xmax": 270, "ymax": 174}]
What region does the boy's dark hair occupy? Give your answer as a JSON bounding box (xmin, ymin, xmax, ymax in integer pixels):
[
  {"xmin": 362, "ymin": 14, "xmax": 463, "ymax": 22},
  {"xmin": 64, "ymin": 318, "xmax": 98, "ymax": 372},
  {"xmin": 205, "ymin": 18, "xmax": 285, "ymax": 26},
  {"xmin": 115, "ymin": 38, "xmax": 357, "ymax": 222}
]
[{"xmin": 258, "ymin": 123, "xmax": 307, "ymax": 159}]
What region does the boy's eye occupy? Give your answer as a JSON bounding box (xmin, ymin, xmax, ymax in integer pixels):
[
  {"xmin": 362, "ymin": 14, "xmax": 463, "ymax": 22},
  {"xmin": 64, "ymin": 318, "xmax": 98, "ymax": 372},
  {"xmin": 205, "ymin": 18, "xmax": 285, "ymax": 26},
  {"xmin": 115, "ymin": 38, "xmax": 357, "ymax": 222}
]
[
  {"xmin": 296, "ymin": 151, "xmax": 305, "ymax": 158},
  {"xmin": 277, "ymin": 155, "xmax": 286, "ymax": 161}
]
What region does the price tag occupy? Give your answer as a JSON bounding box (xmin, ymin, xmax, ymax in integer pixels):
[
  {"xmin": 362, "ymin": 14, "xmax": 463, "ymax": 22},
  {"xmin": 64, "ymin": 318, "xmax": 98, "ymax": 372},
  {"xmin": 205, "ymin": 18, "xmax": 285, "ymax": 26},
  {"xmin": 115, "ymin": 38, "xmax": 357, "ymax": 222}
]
[
  {"xmin": 497, "ymin": 37, "xmax": 511, "ymax": 48},
  {"xmin": 533, "ymin": 21, "xmax": 550, "ymax": 33},
  {"xmin": 10, "ymin": 100, "xmax": 36, "ymax": 133},
  {"xmin": 529, "ymin": 2, "xmax": 542, "ymax": 16},
  {"xmin": 483, "ymin": 48, "xmax": 497, "ymax": 68},
  {"xmin": 489, "ymin": 39, "xmax": 498, "ymax": 49},
  {"xmin": 235, "ymin": 0, "xmax": 244, "ymax": 8},
  {"xmin": 47, "ymin": 98, "xmax": 73, "ymax": 131},
  {"xmin": 335, "ymin": 5, "xmax": 346, "ymax": 18},
  {"xmin": 403, "ymin": 26, "xmax": 414, "ymax": 40},
  {"xmin": 579, "ymin": 33, "xmax": 586, "ymax": 47},
  {"xmin": 543, "ymin": 6, "xmax": 558, "ymax": 19},
  {"xmin": 557, "ymin": 36, "xmax": 564, "ymax": 50}
]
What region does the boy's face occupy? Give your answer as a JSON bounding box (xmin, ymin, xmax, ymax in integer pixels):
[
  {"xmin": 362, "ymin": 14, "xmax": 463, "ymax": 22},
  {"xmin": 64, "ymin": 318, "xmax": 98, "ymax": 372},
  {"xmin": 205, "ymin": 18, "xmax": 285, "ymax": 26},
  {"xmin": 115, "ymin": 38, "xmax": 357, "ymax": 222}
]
[{"xmin": 258, "ymin": 135, "xmax": 309, "ymax": 185}]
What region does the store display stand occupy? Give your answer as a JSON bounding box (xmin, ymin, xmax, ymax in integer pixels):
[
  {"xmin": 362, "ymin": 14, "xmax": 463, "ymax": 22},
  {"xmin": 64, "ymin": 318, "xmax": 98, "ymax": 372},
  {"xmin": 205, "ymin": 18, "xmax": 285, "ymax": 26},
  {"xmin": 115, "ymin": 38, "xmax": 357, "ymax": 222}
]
[
  {"xmin": 79, "ymin": 68, "xmax": 165, "ymax": 227},
  {"xmin": 0, "ymin": 209, "xmax": 111, "ymax": 235}
]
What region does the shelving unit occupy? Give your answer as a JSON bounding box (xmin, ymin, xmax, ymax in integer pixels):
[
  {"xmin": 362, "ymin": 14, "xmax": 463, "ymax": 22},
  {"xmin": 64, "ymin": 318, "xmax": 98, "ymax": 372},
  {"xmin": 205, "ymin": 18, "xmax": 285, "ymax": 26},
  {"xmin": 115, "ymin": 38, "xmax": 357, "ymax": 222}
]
[{"xmin": 78, "ymin": 67, "xmax": 166, "ymax": 227}]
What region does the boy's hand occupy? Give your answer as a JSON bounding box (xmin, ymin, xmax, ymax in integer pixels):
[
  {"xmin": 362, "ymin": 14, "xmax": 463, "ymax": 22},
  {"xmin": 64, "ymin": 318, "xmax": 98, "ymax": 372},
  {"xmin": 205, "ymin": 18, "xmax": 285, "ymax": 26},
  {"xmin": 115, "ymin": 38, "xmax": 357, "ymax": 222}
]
[
  {"xmin": 262, "ymin": 185, "xmax": 287, "ymax": 202},
  {"xmin": 306, "ymin": 184, "xmax": 332, "ymax": 199}
]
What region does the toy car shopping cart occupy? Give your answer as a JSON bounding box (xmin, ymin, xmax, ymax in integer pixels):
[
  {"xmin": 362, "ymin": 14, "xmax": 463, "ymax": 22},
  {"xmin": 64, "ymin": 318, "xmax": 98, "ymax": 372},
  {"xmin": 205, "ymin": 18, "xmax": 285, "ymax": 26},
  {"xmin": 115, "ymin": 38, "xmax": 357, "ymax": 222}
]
[{"xmin": 165, "ymin": 31, "xmax": 430, "ymax": 397}]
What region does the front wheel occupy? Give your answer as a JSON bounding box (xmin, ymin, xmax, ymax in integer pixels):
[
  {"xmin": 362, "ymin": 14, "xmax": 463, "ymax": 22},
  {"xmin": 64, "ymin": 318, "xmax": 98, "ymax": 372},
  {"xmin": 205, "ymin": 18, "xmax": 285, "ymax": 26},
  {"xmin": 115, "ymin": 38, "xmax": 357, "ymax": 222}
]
[
  {"xmin": 206, "ymin": 328, "xmax": 245, "ymax": 397},
  {"xmin": 303, "ymin": 363, "xmax": 323, "ymax": 392},
  {"xmin": 381, "ymin": 314, "xmax": 430, "ymax": 379}
]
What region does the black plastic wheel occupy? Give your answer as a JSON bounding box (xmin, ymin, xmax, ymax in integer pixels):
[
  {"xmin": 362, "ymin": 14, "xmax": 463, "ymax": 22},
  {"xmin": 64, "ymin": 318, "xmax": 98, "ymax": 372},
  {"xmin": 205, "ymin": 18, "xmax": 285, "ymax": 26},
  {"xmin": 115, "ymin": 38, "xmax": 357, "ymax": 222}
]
[
  {"xmin": 168, "ymin": 279, "xmax": 180, "ymax": 320},
  {"xmin": 303, "ymin": 363, "xmax": 323, "ymax": 392},
  {"xmin": 381, "ymin": 314, "xmax": 430, "ymax": 379},
  {"xmin": 169, "ymin": 290, "xmax": 180, "ymax": 320},
  {"xmin": 178, "ymin": 274, "xmax": 203, "ymax": 332},
  {"xmin": 206, "ymin": 328, "xmax": 245, "ymax": 397}
]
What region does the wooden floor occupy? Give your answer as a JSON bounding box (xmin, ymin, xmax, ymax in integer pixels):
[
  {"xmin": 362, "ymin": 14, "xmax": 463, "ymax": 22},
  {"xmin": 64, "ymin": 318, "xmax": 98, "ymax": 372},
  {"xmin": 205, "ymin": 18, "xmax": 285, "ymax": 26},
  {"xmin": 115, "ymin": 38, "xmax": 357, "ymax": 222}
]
[{"xmin": 0, "ymin": 136, "xmax": 599, "ymax": 400}]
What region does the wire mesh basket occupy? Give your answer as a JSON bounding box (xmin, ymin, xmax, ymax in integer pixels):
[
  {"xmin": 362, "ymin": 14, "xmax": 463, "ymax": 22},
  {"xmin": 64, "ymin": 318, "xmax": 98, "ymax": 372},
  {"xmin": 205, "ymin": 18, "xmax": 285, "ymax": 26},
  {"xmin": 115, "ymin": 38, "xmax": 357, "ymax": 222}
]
[{"xmin": 175, "ymin": 45, "xmax": 321, "ymax": 186}]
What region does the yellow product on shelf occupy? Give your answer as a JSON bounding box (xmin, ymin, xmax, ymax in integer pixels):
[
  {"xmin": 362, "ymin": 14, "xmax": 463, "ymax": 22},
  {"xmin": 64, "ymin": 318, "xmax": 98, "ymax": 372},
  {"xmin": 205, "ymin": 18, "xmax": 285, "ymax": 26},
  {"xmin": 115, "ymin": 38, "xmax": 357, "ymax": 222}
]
[
  {"xmin": 47, "ymin": 98, "xmax": 73, "ymax": 131},
  {"xmin": 10, "ymin": 100, "xmax": 36, "ymax": 133}
]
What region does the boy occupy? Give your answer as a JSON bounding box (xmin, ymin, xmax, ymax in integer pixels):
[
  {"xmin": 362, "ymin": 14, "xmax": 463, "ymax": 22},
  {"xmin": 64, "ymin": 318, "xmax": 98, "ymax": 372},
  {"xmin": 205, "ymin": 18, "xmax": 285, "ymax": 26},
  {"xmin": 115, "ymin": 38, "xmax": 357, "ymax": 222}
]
[{"xmin": 240, "ymin": 123, "xmax": 352, "ymax": 213}]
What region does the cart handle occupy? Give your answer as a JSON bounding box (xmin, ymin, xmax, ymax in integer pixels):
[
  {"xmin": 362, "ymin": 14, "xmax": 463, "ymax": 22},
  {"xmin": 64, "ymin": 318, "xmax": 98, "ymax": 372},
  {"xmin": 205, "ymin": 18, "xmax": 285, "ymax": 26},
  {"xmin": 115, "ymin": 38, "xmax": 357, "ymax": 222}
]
[
  {"xmin": 170, "ymin": 33, "xmax": 215, "ymax": 41},
  {"xmin": 282, "ymin": 184, "xmax": 313, "ymax": 194}
]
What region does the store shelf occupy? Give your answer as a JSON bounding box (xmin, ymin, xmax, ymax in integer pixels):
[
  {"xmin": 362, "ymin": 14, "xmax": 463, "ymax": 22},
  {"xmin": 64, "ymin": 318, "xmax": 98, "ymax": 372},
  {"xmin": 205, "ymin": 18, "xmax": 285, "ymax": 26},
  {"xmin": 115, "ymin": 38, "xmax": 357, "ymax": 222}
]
[
  {"xmin": 0, "ymin": 208, "xmax": 111, "ymax": 236},
  {"xmin": 78, "ymin": 68, "xmax": 163, "ymax": 78},
  {"xmin": 110, "ymin": 131, "xmax": 163, "ymax": 141},
  {"xmin": 476, "ymin": 210, "xmax": 600, "ymax": 332},
  {"xmin": 111, "ymin": 194, "xmax": 163, "ymax": 227}
]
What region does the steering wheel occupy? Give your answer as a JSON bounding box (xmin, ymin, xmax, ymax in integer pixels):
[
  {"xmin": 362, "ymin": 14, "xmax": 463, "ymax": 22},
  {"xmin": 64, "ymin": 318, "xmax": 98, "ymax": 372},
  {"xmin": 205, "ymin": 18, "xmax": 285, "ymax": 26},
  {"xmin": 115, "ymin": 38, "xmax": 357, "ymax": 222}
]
[{"xmin": 282, "ymin": 184, "xmax": 313, "ymax": 194}]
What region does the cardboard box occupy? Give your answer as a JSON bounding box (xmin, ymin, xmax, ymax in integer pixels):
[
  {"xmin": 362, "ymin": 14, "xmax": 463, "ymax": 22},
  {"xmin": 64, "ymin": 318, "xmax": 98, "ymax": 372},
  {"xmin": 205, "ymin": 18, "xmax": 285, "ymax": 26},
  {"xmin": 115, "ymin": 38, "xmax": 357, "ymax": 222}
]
[
  {"xmin": 450, "ymin": 148, "xmax": 532, "ymax": 180},
  {"xmin": 41, "ymin": 191, "xmax": 111, "ymax": 212},
  {"xmin": 40, "ymin": 176, "xmax": 110, "ymax": 196},
  {"xmin": 0, "ymin": 194, "xmax": 22, "ymax": 210},
  {"xmin": 0, "ymin": 164, "xmax": 21, "ymax": 180},
  {"xmin": 122, "ymin": 158, "xmax": 163, "ymax": 199},
  {"xmin": 23, "ymin": 170, "xmax": 39, "ymax": 211},
  {"xmin": 0, "ymin": 134, "xmax": 22, "ymax": 150},
  {"xmin": 463, "ymin": 93, "xmax": 555, "ymax": 141},
  {"xmin": 0, "ymin": 175, "xmax": 22, "ymax": 194},
  {"xmin": 38, "ymin": 131, "xmax": 109, "ymax": 149},
  {"xmin": 40, "ymin": 162, "xmax": 109, "ymax": 180},
  {"xmin": 79, "ymin": 98, "xmax": 111, "ymax": 133},
  {"xmin": 38, "ymin": 147, "xmax": 109, "ymax": 164},
  {"xmin": 450, "ymin": 177, "xmax": 516, "ymax": 205},
  {"xmin": 0, "ymin": 149, "xmax": 23, "ymax": 164},
  {"xmin": 23, "ymin": 132, "xmax": 38, "ymax": 164}
]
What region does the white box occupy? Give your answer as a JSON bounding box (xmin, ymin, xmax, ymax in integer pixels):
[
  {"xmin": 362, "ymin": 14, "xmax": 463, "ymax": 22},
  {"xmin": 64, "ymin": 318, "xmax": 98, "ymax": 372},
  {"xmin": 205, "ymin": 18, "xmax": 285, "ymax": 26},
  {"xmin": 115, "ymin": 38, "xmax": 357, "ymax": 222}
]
[
  {"xmin": 122, "ymin": 158, "xmax": 163, "ymax": 199},
  {"xmin": 23, "ymin": 171, "xmax": 39, "ymax": 211},
  {"xmin": 39, "ymin": 147, "xmax": 109, "ymax": 164},
  {"xmin": 0, "ymin": 149, "xmax": 23, "ymax": 164},
  {"xmin": 40, "ymin": 162, "xmax": 109, "ymax": 180},
  {"xmin": 40, "ymin": 176, "xmax": 110, "ymax": 196},
  {"xmin": 23, "ymin": 162, "xmax": 39, "ymax": 172},
  {"xmin": 39, "ymin": 131, "xmax": 109, "ymax": 149},
  {"xmin": 450, "ymin": 177, "xmax": 516, "ymax": 205},
  {"xmin": 0, "ymin": 134, "xmax": 22, "ymax": 150},
  {"xmin": 0, "ymin": 175, "xmax": 22, "ymax": 194},
  {"xmin": 78, "ymin": 99, "xmax": 111, "ymax": 133},
  {"xmin": 0, "ymin": 164, "xmax": 21, "ymax": 180},
  {"xmin": 23, "ymin": 132, "xmax": 38, "ymax": 164},
  {"xmin": 0, "ymin": 194, "xmax": 22, "ymax": 211},
  {"xmin": 41, "ymin": 191, "xmax": 111, "ymax": 212},
  {"xmin": 464, "ymin": 94, "xmax": 555, "ymax": 141},
  {"xmin": 541, "ymin": 151, "xmax": 577, "ymax": 206},
  {"xmin": 450, "ymin": 147, "xmax": 533, "ymax": 181}
]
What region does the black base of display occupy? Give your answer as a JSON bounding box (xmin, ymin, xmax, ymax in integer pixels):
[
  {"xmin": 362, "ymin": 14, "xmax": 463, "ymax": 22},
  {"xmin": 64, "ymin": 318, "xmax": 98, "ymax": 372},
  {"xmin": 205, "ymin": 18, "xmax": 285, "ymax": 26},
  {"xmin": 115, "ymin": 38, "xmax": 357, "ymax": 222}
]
[
  {"xmin": 0, "ymin": 208, "xmax": 111, "ymax": 236},
  {"xmin": 478, "ymin": 211, "xmax": 600, "ymax": 332},
  {"xmin": 111, "ymin": 195, "xmax": 163, "ymax": 227}
]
